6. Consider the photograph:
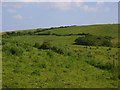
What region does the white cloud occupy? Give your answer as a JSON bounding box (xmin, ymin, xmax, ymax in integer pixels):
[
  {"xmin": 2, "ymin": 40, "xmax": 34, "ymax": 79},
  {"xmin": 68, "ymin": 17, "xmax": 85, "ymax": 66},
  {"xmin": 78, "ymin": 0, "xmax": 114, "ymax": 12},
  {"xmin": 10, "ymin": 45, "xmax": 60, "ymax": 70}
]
[
  {"xmin": 52, "ymin": 2, "xmax": 71, "ymax": 10},
  {"xmin": 49, "ymin": 0, "xmax": 110, "ymax": 12},
  {"xmin": 13, "ymin": 14, "xmax": 23, "ymax": 19},
  {"xmin": 50, "ymin": 0, "xmax": 83, "ymax": 10},
  {"xmin": 80, "ymin": 5, "xmax": 97, "ymax": 11},
  {"xmin": 3, "ymin": 1, "xmax": 111, "ymax": 12},
  {"xmin": 3, "ymin": 3, "xmax": 28, "ymax": 14},
  {"xmin": 76, "ymin": 1, "xmax": 110, "ymax": 12}
]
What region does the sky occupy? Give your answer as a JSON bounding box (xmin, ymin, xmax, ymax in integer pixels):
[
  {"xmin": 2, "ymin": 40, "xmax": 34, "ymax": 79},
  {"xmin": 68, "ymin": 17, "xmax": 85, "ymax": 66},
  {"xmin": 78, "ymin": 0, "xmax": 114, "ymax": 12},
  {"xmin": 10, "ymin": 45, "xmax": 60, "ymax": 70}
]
[{"xmin": 1, "ymin": 0, "xmax": 118, "ymax": 32}]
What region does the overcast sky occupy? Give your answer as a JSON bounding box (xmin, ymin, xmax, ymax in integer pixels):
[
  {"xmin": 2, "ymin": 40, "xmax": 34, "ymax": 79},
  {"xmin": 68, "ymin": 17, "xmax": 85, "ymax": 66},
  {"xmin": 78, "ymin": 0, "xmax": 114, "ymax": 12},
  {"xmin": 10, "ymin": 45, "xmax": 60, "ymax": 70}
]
[{"xmin": 2, "ymin": 1, "xmax": 118, "ymax": 32}]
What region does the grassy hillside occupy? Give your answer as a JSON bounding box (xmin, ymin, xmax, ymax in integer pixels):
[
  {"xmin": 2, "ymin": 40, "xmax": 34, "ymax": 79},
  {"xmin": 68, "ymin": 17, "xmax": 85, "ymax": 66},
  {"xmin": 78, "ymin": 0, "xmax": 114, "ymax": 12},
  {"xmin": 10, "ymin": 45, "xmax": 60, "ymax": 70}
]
[
  {"xmin": 38, "ymin": 24, "xmax": 118, "ymax": 36},
  {"xmin": 2, "ymin": 24, "xmax": 119, "ymax": 88},
  {"xmin": 36, "ymin": 24, "xmax": 118, "ymax": 43}
]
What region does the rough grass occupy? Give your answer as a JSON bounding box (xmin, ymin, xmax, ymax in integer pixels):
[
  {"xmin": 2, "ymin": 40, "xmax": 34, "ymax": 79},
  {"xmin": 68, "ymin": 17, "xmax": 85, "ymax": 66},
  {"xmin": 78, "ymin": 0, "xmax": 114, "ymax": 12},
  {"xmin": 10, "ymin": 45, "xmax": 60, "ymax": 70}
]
[
  {"xmin": 2, "ymin": 46, "xmax": 118, "ymax": 88},
  {"xmin": 2, "ymin": 24, "xmax": 119, "ymax": 88}
]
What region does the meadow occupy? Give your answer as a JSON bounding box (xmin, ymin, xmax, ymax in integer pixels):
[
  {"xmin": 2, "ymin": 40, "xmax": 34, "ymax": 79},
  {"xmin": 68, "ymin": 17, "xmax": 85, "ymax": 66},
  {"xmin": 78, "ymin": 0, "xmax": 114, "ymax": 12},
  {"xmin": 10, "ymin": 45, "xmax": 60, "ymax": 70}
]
[{"xmin": 2, "ymin": 24, "xmax": 119, "ymax": 88}]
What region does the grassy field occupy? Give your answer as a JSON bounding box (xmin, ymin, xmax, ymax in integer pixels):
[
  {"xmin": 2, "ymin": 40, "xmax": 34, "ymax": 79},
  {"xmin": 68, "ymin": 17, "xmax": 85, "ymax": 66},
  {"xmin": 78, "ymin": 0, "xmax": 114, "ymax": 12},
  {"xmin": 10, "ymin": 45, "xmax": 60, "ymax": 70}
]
[
  {"xmin": 2, "ymin": 24, "xmax": 119, "ymax": 88},
  {"xmin": 36, "ymin": 24, "xmax": 118, "ymax": 43},
  {"xmin": 38, "ymin": 24, "xmax": 118, "ymax": 35}
]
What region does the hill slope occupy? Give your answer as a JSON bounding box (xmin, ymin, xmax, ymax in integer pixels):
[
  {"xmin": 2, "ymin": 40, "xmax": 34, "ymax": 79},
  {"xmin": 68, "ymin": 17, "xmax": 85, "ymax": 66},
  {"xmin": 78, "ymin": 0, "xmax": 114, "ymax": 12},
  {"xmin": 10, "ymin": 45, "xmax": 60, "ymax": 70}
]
[{"xmin": 2, "ymin": 24, "xmax": 119, "ymax": 88}]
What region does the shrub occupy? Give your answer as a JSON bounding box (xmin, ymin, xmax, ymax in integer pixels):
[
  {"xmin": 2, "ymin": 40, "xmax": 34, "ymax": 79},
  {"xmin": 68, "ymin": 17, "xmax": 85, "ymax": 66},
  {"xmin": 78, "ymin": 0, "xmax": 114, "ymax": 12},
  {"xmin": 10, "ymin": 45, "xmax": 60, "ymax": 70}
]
[
  {"xmin": 34, "ymin": 42, "xmax": 41, "ymax": 49},
  {"xmin": 51, "ymin": 46, "xmax": 64, "ymax": 54},
  {"xmin": 118, "ymin": 73, "xmax": 120, "ymax": 79},
  {"xmin": 2, "ymin": 39, "xmax": 8, "ymax": 45},
  {"xmin": 75, "ymin": 35, "xmax": 113, "ymax": 47},
  {"xmin": 36, "ymin": 28, "xmax": 42, "ymax": 32},
  {"xmin": 2, "ymin": 34, "xmax": 9, "ymax": 38},
  {"xmin": 3, "ymin": 43, "xmax": 23, "ymax": 56},
  {"xmin": 102, "ymin": 40, "xmax": 112, "ymax": 47},
  {"xmin": 77, "ymin": 33, "xmax": 90, "ymax": 35},
  {"xmin": 115, "ymin": 42, "xmax": 120, "ymax": 48},
  {"xmin": 6, "ymin": 31, "xmax": 18, "ymax": 36},
  {"xmin": 39, "ymin": 41, "xmax": 52, "ymax": 50},
  {"xmin": 9, "ymin": 45, "xmax": 23, "ymax": 56},
  {"xmin": 107, "ymin": 48, "xmax": 111, "ymax": 51},
  {"xmin": 105, "ymin": 62, "xmax": 113, "ymax": 70}
]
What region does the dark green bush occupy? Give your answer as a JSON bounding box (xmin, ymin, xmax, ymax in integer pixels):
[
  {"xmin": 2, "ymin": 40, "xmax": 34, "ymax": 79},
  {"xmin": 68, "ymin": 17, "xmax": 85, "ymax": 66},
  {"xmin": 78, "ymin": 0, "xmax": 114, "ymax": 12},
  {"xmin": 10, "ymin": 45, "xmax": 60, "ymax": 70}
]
[
  {"xmin": 115, "ymin": 42, "xmax": 120, "ymax": 48},
  {"xmin": 105, "ymin": 62, "xmax": 113, "ymax": 70},
  {"xmin": 36, "ymin": 28, "xmax": 42, "ymax": 32},
  {"xmin": 39, "ymin": 41, "xmax": 52, "ymax": 49},
  {"xmin": 107, "ymin": 48, "xmax": 112, "ymax": 51},
  {"xmin": 51, "ymin": 46, "xmax": 64, "ymax": 54},
  {"xmin": 2, "ymin": 34, "xmax": 9, "ymax": 38},
  {"xmin": 75, "ymin": 35, "xmax": 113, "ymax": 47},
  {"xmin": 102, "ymin": 40, "xmax": 112, "ymax": 47},
  {"xmin": 34, "ymin": 41, "xmax": 52, "ymax": 50},
  {"xmin": 9, "ymin": 45, "xmax": 23, "ymax": 56},
  {"xmin": 34, "ymin": 42, "xmax": 41, "ymax": 49},
  {"xmin": 3, "ymin": 43, "xmax": 23, "ymax": 56},
  {"xmin": 118, "ymin": 73, "xmax": 120, "ymax": 79},
  {"xmin": 2, "ymin": 39, "xmax": 7, "ymax": 45}
]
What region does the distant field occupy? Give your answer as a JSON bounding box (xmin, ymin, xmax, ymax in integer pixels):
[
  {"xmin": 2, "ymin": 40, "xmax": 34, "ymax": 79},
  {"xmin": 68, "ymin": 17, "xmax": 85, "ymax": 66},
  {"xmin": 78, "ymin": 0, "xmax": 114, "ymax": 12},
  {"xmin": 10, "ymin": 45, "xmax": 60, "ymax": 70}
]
[
  {"xmin": 37, "ymin": 24, "xmax": 118, "ymax": 38},
  {"xmin": 2, "ymin": 24, "xmax": 119, "ymax": 88},
  {"xmin": 5, "ymin": 35, "xmax": 79, "ymax": 46}
]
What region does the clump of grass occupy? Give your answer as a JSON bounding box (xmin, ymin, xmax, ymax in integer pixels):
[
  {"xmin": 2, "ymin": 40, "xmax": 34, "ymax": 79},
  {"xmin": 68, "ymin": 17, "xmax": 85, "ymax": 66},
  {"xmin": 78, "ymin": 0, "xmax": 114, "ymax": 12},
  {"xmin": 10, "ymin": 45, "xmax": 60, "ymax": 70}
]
[{"xmin": 31, "ymin": 70, "xmax": 40, "ymax": 76}]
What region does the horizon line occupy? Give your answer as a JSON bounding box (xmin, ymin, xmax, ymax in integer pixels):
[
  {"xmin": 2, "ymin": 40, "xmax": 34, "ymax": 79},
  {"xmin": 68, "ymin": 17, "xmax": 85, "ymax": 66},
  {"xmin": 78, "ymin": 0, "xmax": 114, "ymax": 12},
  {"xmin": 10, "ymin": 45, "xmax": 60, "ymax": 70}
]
[{"xmin": 1, "ymin": 23, "xmax": 118, "ymax": 33}]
